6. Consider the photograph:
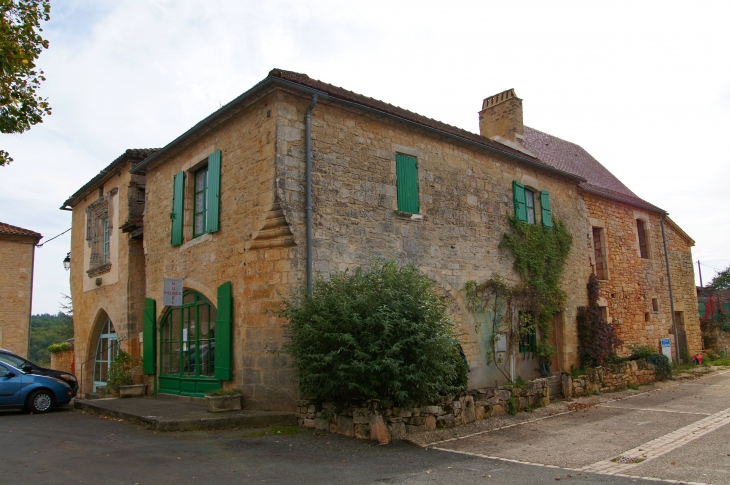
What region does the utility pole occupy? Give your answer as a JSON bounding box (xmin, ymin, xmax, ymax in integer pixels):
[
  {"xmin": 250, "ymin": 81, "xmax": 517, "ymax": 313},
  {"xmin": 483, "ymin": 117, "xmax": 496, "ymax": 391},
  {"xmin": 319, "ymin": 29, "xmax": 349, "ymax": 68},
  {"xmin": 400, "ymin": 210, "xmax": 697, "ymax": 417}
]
[{"xmin": 698, "ymin": 260, "xmax": 703, "ymax": 288}]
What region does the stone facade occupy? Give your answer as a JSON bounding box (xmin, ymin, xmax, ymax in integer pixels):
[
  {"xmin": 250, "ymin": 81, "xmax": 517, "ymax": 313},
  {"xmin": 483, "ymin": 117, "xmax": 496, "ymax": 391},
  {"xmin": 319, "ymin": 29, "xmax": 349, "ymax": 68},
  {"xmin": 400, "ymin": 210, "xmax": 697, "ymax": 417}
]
[
  {"xmin": 0, "ymin": 226, "xmax": 41, "ymax": 357},
  {"xmin": 65, "ymin": 152, "xmax": 152, "ymax": 394},
  {"xmin": 296, "ymin": 378, "xmax": 551, "ymax": 443},
  {"xmin": 697, "ymin": 287, "xmax": 730, "ymax": 355},
  {"xmin": 585, "ymin": 196, "xmax": 701, "ymax": 359},
  {"xmin": 50, "ymin": 348, "xmax": 75, "ymax": 374},
  {"xmin": 66, "ymin": 69, "xmax": 700, "ymax": 413}
]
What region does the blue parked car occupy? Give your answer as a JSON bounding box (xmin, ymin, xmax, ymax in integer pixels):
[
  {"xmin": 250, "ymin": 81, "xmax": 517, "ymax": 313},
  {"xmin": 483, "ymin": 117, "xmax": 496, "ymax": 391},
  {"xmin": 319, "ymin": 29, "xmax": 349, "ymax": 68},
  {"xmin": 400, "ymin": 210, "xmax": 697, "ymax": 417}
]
[{"xmin": 0, "ymin": 361, "xmax": 75, "ymax": 413}]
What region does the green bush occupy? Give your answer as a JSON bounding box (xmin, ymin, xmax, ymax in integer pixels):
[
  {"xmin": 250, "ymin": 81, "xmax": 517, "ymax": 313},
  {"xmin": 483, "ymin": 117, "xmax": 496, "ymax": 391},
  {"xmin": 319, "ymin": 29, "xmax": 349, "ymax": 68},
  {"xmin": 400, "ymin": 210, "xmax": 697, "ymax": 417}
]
[
  {"xmin": 47, "ymin": 342, "xmax": 72, "ymax": 354},
  {"xmin": 278, "ymin": 260, "xmax": 469, "ymax": 408},
  {"xmin": 207, "ymin": 388, "xmax": 242, "ymax": 397},
  {"xmin": 646, "ymin": 353, "xmax": 671, "ymax": 380}
]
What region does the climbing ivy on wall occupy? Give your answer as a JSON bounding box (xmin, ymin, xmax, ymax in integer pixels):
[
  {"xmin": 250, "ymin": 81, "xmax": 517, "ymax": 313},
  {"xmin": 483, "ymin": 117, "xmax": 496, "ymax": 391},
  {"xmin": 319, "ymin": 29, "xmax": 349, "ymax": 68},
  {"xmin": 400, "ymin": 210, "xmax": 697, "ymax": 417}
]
[
  {"xmin": 576, "ymin": 274, "xmax": 621, "ymax": 366},
  {"xmin": 465, "ymin": 216, "xmax": 573, "ymax": 366}
]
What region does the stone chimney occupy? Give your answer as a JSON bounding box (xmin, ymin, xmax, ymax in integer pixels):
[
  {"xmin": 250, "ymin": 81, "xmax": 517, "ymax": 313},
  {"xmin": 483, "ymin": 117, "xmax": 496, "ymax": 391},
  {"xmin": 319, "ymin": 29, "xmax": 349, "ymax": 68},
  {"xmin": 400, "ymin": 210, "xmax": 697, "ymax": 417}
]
[{"xmin": 478, "ymin": 89, "xmax": 524, "ymax": 142}]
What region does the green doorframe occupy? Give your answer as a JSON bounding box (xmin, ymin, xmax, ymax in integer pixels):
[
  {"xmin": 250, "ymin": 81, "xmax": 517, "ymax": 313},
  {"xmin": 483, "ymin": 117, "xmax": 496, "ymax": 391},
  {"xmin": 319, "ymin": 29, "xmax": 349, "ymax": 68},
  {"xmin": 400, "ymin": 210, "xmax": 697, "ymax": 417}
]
[{"xmin": 158, "ymin": 290, "xmax": 222, "ymax": 397}]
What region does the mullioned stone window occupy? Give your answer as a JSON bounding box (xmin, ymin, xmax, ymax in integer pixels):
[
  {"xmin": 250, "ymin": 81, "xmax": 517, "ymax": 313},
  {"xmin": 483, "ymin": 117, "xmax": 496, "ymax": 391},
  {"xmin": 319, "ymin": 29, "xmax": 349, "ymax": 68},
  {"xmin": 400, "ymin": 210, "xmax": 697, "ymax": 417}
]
[{"xmin": 86, "ymin": 187, "xmax": 117, "ymax": 277}]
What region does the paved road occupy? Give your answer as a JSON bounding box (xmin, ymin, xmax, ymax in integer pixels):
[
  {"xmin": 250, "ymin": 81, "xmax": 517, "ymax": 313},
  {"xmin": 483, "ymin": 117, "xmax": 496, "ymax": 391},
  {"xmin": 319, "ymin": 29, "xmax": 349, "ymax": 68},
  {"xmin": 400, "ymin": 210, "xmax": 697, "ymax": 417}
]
[
  {"xmin": 429, "ymin": 368, "xmax": 730, "ymax": 484},
  {"xmin": 1, "ymin": 369, "xmax": 728, "ymax": 484},
  {"xmin": 1, "ymin": 407, "xmax": 655, "ymax": 485}
]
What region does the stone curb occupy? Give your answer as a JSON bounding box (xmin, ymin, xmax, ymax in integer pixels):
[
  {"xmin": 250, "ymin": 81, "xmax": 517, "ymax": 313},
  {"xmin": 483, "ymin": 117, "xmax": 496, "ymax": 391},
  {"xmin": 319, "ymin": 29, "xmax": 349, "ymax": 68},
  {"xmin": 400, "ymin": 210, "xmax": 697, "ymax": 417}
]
[{"xmin": 74, "ymin": 400, "xmax": 297, "ymax": 431}]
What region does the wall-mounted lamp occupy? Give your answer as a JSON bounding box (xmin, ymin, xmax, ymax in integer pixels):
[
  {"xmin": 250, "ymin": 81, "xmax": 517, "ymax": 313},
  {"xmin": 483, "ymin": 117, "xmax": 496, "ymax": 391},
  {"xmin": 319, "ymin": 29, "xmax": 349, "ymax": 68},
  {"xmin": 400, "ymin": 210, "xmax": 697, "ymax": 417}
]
[{"xmin": 63, "ymin": 252, "xmax": 71, "ymax": 271}]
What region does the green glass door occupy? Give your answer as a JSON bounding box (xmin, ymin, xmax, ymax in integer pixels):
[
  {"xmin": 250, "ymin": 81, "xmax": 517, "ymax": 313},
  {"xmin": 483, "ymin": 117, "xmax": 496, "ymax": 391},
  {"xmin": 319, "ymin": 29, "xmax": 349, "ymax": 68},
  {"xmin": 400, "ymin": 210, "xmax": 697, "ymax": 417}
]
[{"xmin": 159, "ymin": 291, "xmax": 221, "ymax": 396}]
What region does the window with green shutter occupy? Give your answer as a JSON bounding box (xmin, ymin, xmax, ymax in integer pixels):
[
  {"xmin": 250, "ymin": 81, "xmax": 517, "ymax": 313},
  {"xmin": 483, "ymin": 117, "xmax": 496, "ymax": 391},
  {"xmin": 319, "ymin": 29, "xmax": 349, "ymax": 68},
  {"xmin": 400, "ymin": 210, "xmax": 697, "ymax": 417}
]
[
  {"xmin": 540, "ymin": 191, "xmax": 552, "ymax": 227},
  {"xmin": 143, "ymin": 298, "xmax": 156, "ymax": 375},
  {"xmin": 396, "ymin": 153, "xmax": 419, "ymax": 214},
  {"xmin": 171, "ymin": 171, "xmax": 185, "ymax": 246},
  {"xmin": 513, "ymin": 181, "xmax": 528, "ymax": 222},
  {"xmin": 193, "ymin": 167, "xmax": 208, "ymax": 237},
  {"xmin": 206, "ymin": 151, "xmax": 221, "ymax": 233},
  {"xmin": 215, "ymin": 281, "xmax": 233, "ymax": 381}
]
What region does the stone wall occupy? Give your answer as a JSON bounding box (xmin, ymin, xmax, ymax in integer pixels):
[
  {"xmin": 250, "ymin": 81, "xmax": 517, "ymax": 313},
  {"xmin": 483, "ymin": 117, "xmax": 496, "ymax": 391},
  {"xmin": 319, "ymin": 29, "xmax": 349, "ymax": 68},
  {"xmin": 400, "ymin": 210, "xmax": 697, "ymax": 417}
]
[
  {"xmin": 698, "ymin": 288, "xmax": 730, "ymax": 354},
  {"xmin": 0, "ymin": 235, "xmax": 37, "ymax": 357},
  {"xmin": 70, "ymin": 160, "xmax": 146, "ymax": 393},
  {"xmin": 296, "ymin": 378, "xmax": 551, "ymax": 443},
  {"xmin": 274, "ymin": 90, "xmax": 593, "ymax": 386},
  {"xmin": 562, "ymin": 359, "xmax": 657, "ymax": 398},
  {"xmin": 142, "ymin": 91, "xmax": 301, "ymax": 410},
  {"xmin": 585, "ymin": 194, "xmax": 701, "ymax": 359},
  {"xmin": 50, "ymin": 349, "xmax": 75, "ymax": 375}
]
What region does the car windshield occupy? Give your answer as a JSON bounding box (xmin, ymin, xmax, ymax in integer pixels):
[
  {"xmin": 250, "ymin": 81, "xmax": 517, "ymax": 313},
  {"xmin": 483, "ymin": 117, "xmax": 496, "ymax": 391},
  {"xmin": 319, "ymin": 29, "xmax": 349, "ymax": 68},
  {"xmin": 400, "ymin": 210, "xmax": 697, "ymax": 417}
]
[{"xmin": 0, "ymin": 353, "xmax": 27, "ymax": 368}]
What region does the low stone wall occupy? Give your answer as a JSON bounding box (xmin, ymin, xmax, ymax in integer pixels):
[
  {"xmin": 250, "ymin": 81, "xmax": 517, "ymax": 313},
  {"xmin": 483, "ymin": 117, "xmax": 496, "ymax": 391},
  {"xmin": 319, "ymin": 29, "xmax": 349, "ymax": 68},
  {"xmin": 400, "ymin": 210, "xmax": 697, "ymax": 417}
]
[
  {"xmin": 562, "ymin": 359, "xmax": 656, "ymax": 398},
  {"xmin": 50, "ymin": 349, "xmax": 74, "ymax": 375},
  {"xmin": 295, "ymin": 378, "xmax": 550, "ymax": 443}
]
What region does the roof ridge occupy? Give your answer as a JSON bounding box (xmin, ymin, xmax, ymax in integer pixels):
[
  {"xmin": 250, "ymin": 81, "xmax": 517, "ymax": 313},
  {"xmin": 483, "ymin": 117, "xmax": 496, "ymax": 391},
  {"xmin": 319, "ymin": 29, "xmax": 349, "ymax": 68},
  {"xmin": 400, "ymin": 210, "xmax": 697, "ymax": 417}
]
[{"xmin": 0, "ymin": 222, "xmax": 42, "ymax": 238}]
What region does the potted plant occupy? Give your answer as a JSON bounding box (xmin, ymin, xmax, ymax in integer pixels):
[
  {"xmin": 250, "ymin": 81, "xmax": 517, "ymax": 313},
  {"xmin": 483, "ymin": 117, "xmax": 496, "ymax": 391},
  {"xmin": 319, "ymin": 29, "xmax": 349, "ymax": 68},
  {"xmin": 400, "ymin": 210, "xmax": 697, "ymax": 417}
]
[
  {"xmin": 205, "ymin": 388, "xmax": 243, "ymax": 412},
  {"xmin": 108, "ymin": 350, "xmax": 145, "ymax": 397}
]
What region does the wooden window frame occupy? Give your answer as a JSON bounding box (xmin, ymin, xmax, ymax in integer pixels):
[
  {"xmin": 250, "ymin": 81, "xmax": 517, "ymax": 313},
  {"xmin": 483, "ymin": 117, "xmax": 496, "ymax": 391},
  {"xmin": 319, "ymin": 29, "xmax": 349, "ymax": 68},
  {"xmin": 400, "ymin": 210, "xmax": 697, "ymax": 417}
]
[
  {"xmin": 102, "ymin": 217, "xmax": 110, "ymax": 264},
  {"xmin": 193, "ymin": 166, "xmax": 208, "ymax": 238},
  {"xmin": 637, "ymin": 219, "xmax": 649, "ymax": 259},
  {"xmin": 525, "ymin": 189, "xmax": 536, "ymax": 224}
]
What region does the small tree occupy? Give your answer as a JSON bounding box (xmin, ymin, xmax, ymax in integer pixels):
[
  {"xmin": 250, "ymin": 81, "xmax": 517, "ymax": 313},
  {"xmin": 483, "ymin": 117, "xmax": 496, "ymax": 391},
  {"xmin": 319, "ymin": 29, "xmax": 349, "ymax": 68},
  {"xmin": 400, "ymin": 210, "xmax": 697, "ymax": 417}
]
[
  {"xmin": 278, "ymin": 260, "xmax": 468, "ymax": 408},
  {"xmin": 0, "ymin": 0, "xmax": 52, "ymax": 166},
  {"xmin": 709, "ymin": 264, "xmax": 730, "ymax": 290},
  {"xmin": 576, "ymin": 274, "xmax": 621, "ymax": 367}
]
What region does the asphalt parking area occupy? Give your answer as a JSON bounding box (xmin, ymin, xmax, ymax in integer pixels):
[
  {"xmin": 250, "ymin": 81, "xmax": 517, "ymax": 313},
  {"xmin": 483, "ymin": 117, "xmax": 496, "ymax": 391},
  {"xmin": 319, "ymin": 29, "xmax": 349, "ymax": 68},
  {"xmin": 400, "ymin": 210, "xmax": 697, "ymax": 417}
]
[{"xmin": 431, "ymin": 369, "xmax": 730, "ymax": 484}]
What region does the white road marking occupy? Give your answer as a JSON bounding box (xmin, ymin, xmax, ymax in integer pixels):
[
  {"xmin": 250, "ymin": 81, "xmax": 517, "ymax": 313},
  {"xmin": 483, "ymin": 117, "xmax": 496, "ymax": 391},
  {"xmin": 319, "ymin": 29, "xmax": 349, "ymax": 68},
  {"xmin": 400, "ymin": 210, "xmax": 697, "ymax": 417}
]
[
  {"xmin": 596, "ymin": 405, "xmax": 711, "ymax": 416},
  {"xmin": 582, "ymin": 405, "xmax": 730, "ymax": 475},
  {"xmin": 431, "ymin": 447, "xmax": 711, "ymax": 485}
]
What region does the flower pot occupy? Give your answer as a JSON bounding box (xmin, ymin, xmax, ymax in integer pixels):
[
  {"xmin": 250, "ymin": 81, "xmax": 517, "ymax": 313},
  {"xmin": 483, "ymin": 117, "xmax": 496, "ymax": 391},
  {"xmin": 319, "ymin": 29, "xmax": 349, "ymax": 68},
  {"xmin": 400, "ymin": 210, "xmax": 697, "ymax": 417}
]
[
  {"xmin": 206, "ymin": 394, "xmax": 243, "ymax": 413},
  {"xmin": 119, "ymin": 383, "xmax": 145, "ymax": 398}
]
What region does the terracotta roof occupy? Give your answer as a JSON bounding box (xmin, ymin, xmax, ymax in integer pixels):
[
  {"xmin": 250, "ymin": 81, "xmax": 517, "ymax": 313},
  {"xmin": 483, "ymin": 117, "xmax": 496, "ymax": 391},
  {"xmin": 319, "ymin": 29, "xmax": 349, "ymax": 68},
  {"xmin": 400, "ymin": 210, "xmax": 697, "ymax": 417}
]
[
  {"xmin": 61, "ymin": 148, "xmax": 159, "ymax": 210},
  {"xmin": 522, "ymin": 126, "xmax": 664, "ymax": 213},
  {"xmin": 0, "ymin": 222, "xmax": 42, "ymax": 239}
]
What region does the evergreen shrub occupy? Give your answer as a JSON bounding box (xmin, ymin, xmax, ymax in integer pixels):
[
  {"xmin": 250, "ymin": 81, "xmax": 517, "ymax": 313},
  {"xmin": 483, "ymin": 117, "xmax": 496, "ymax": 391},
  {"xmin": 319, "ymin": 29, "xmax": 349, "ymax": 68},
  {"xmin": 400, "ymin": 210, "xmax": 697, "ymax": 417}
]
[{"xmin": 278, "ymin": 260, "xmax": 468, "ymax": 408}]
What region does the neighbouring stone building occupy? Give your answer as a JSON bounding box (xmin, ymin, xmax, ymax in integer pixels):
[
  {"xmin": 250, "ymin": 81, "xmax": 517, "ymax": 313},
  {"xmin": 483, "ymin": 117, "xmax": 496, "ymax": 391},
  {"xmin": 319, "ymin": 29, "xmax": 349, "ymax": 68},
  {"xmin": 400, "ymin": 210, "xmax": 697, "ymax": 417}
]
[
  {"xmin": 478, "ymin": 89, "xmax": 701, "ymax": 361},
  {"xmin": 0, "ymin": 222, "xmax": 42, "ymax": 357},
  {"xmin": 65, "ymin": 69, "xmax": 700, "ymax": 410},
  {"xmin": 61, "ymin": 149, "xmax": 157, "ymax": 393},
  {"xmin": 697, "ymin": 287, "xmax": 730, "ymax": 355}
]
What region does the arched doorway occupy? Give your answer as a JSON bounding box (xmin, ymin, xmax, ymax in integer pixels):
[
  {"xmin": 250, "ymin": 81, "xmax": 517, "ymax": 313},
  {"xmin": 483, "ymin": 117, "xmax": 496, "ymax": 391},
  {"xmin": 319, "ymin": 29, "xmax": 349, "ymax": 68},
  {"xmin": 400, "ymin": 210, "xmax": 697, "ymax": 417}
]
[
  {"xmin": 93, "ymin": 317, "xmax": 118, "ymax": 392},
  {"xmin": 158, "ymin": 290, "xmax": 222, "ymax": 396}
]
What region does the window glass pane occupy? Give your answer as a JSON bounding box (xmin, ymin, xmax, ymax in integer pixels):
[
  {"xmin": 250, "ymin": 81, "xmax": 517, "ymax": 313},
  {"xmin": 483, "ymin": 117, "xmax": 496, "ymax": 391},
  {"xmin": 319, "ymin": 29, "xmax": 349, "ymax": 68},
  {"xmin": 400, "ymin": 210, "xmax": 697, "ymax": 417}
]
[
  {"xmin": 195, "ymin": 213, "xmax": 204, "ymax": 235},
  {"xmin": 195, "ymin": 191, "xmax": 205, "ymax": 213},
  {"xmin": 196, "ymin": 169, "xmax": 206, "ymax": 191},
  {"xmin": 525, "ymin": 191, "xmax": 535, "ymax": 224}
]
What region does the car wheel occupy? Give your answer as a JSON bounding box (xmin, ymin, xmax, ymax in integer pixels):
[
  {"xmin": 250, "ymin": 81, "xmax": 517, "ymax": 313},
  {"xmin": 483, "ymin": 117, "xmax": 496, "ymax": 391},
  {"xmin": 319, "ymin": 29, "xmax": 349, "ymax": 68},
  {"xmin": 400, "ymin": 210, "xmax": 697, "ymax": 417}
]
[{"xmin": 27, "ymin": 389, "xmax": 55, "ymax": 414}]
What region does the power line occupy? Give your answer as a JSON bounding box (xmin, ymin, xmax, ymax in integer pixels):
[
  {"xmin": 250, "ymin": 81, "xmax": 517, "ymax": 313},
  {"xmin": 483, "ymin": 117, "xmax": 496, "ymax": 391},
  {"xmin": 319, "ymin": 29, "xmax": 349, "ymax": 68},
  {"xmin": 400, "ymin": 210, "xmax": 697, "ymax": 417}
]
[{"xmin": 36, "ymin": 228, "xmax": 71, "ymax": 248}]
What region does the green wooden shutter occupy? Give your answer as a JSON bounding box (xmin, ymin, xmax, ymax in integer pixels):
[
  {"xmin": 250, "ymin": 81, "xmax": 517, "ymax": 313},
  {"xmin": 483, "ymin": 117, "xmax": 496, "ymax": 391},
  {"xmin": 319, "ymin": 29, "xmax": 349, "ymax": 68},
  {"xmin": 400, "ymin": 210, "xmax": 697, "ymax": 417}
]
[
  {"xmin": 698, "ymin": 301, "xmax": 705, "ymax": 318},
  {"xmin": 540, "ymin": 190, "xmax": 553, "ymax": 227},
  {"xmin": 171, "ymin": 171, "xmax": 185, "ymax": 246},
  {"xmin": 206, "ymin": 151, "xmax": 221, "ymax": 233},
  {"xmin": 215, "ymin": 281, "xmax": 233, "ymax": 381},
  {"xmin": 143, "ymin": 298, "xmax": 156, "ymax": 375},
  {"xmin": 396, "ymin": 154, "xmax": 419, "ymax": 214},
  {"xmin": 513, "ymin": 181, "xmax": 527, "ymax": 222}
]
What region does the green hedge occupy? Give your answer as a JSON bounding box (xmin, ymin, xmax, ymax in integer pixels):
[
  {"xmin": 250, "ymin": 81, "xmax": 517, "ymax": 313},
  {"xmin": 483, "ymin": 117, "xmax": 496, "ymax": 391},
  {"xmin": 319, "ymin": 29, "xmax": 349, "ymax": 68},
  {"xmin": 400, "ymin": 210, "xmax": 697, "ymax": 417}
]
[{"xmin": 278, "ymin": 260, "xmax": 468, "ymax": 408}]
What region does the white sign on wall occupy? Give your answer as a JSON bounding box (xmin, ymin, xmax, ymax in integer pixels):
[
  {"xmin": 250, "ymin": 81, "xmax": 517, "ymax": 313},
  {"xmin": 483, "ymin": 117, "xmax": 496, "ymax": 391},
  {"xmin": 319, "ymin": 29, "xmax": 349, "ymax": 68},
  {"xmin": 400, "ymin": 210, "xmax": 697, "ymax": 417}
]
[
  {"xmin": 163, "ymin": 278, "xmax": 183, "ymax": 307},
  {"xmin": 660, "ymin": 338, "xmax": 673, "ymax": 362}
]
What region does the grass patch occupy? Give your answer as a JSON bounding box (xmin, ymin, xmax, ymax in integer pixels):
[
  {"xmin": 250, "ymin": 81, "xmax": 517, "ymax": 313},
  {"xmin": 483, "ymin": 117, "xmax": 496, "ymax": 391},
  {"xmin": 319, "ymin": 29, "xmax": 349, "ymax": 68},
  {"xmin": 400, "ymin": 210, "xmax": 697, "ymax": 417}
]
[
  {"xmin": 241, "ymin": 426, "xmax": 307, "ymax": 438},
  {"xmin": 627, "ymin": 382, "xmax": 640, "ymax": 391},
  {"xmin": 206, "ymin": 388, "xmax": 242, "ymax": 397}
]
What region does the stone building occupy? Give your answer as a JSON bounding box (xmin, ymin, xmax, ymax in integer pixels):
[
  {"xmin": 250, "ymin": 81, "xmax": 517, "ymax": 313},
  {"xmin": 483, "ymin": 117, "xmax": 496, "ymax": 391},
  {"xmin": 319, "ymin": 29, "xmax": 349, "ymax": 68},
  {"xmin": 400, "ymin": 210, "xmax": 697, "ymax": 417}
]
[
  {"xmin": 65, "ymin": 69, "xmax": 700, "ymax": 409},
  {"xmin": 478, "ymin": 89, "xmax": 701, "ymax": 361},
  {"xmin": 697, "ymin": 287, "xmax": 730, "ymax": 355},
  {"xmin": 61, "ymin": 149, "xmax": 157, "ymax": 393},
  {"xmin": 0, "ymin": 222, "xmax": 42, "ymax": 357}
]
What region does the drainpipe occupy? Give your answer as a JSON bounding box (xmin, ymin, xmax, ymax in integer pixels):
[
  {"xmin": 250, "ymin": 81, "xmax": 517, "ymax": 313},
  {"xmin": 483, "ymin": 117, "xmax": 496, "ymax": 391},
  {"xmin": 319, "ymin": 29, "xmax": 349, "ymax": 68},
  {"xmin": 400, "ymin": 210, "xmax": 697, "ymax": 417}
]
[
  {"xmin": 660, "ymin": 216, "xmax": 680, "ymax": 362},
  {"xmin": 305, "ymin": 94, "xmax": 319, "ymax": 296}
]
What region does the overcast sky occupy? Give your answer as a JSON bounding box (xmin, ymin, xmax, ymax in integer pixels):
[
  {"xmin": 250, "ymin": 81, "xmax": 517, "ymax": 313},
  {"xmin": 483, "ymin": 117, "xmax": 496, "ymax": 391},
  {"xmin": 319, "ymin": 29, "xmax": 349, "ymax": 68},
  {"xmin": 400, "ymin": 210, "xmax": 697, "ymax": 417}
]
[{"xmin": 1, "ymin": 0, "xmax": 728, "ymax": 315}]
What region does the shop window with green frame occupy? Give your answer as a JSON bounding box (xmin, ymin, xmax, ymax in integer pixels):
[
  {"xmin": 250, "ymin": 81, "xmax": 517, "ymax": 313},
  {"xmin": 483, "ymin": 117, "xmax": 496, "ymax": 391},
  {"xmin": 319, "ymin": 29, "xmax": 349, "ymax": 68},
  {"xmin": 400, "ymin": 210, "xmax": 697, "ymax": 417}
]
[
  {"xmin": 518, "ymin": 311, "xmax": 538, "ymax": 353},
  {"xmin": 158, "ymin": 291, "xmax": 221, "ymax": 396}
]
